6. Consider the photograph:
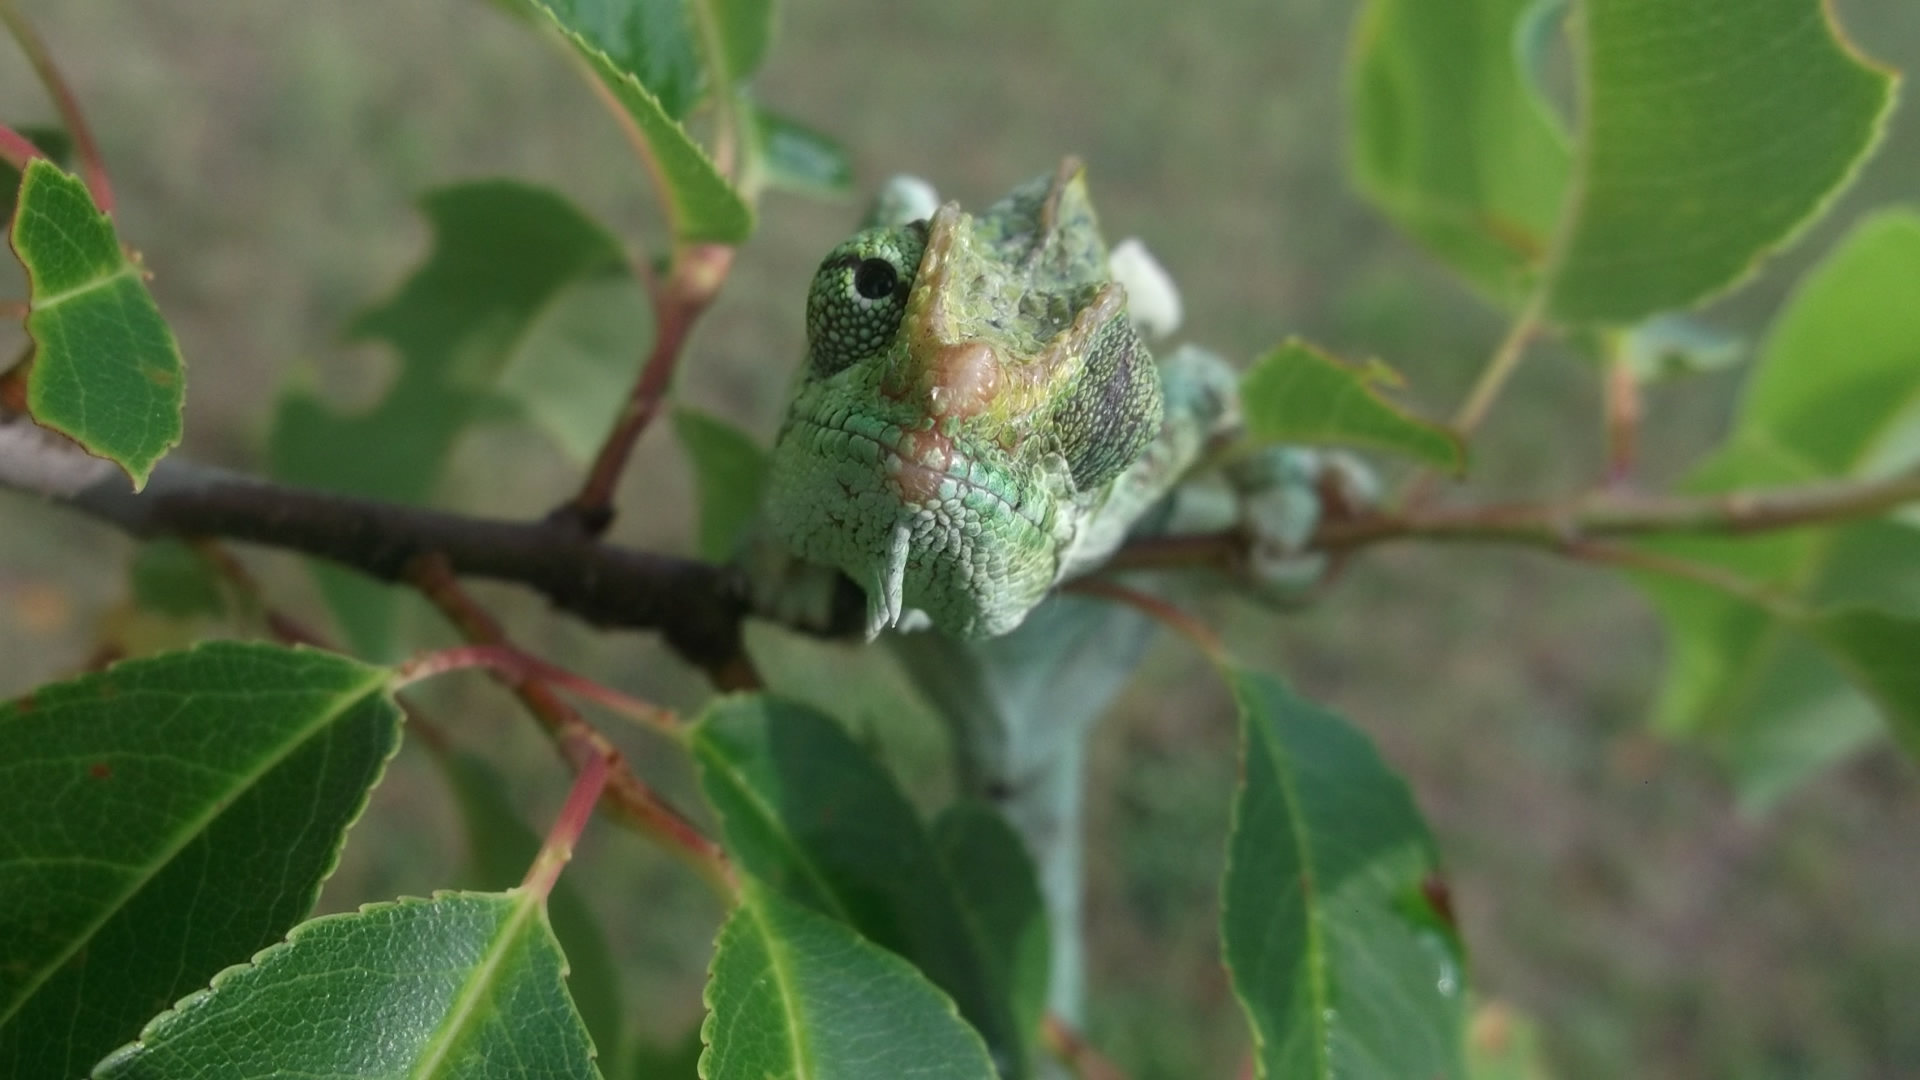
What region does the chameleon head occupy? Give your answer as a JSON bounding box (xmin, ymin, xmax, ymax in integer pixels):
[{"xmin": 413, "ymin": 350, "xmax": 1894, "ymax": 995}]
[{"xmin": 766, "ymin": 161, "xmax": 1164, "ymax": 639}]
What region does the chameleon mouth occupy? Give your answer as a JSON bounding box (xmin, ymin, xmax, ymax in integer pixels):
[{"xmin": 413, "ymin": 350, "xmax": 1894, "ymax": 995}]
[{"xmin": 786, "ymin": 413, "xmax": 1050, "ymax": 534}]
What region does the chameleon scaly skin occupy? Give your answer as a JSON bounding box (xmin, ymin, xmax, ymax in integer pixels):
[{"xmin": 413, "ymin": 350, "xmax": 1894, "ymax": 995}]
[{"xmin": 767, "ymin": 160, "xmax": 1235, "ymax": 639}]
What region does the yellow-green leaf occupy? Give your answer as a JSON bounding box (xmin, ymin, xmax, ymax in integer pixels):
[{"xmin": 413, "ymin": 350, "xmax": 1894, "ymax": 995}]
[
  {"xmin": 1634, "ymin": 212, "xmax": 1920, "ymax": 803},
  {"xmin": 1543, "ymin": 0, "xmax": 1897, "ymax": 322},
  {"xmin": 527, "ymin": 3, "xmax": 753, "ymax": 244},
  {"xmin": 1240, "ymin": 340, "xmax": 1463, "ymax": 471},
  {"xmin": 1350, "ymin": 0, "xmax": 1570, "ymax": 304}
]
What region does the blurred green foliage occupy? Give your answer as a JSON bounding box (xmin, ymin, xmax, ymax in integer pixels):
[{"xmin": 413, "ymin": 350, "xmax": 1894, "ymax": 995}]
[{"xmin": 2, "ymin": 1, "xmax": 1917, "ymax": 1077}]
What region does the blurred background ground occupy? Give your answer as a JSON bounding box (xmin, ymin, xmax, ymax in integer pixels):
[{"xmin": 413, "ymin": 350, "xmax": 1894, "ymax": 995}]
[{"xmin": 2, "ymin": 1, "xmax": 1917, "ymax": 1077}]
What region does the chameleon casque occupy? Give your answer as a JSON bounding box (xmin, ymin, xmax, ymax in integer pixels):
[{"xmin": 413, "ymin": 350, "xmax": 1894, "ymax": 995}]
[{"xmin": 767, "ymin": 159, "xmax": 1336, "ymax": 640}]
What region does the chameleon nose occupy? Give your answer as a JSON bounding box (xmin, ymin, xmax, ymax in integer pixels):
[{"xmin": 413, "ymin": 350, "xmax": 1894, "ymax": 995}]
[{"xmin": 923, "ymin": 340, "xmax": 1001, "ymax": 419}]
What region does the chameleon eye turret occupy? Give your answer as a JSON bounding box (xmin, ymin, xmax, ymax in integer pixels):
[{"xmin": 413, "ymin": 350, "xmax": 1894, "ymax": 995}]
[{"xmin": 804, "ymin": 225, "xmax": 925, "ymax": 377}]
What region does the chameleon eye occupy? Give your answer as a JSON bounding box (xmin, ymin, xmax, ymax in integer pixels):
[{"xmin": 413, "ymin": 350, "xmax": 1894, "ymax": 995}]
[
  {"xmin": 853, "ymin": 257, "xmax": 899, "ymax": 300},
  {"xmin": 804, "ymin": 227, "xmax": 925, "ymax": 377}
]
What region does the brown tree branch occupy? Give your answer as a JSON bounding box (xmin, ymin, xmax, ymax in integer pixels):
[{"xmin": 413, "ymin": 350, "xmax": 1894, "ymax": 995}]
[
  {"xmin": 0, "ymin": 415, "xmax": 858, "ymax": 683},
  {"xmin": 10, "ymin": 411, "xmax": 1914, "ymax": 680},
  {"xmin": 1109, "ymin": 467, "xmax": 1920, "ymax": 572}
]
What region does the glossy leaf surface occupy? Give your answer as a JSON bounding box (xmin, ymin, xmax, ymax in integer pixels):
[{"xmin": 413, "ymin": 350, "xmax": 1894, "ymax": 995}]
[
  {"xmin": 0, "ymin": 643, "xmax": 401, "ymax": 1077},
  {"xmin": 1350, "ymin": 0, "xmax": 1569, "ymax": 303},
  {"xmin": 94, "ymin": 891, "xmax": 600, "ymax": 1079}
]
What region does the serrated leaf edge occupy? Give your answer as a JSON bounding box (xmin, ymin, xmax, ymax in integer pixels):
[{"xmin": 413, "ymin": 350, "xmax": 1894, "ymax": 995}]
[
  {"xmin": 93, "ymin": 889, "xmax": 566, "ymax": 1073},
  {"xmin": 698, "ymin": 880, "xmax": 996, "ymax": 1080},
  {"xmin": 1245, "ymin": 339, "xmax": 1466, "ymax": 473},
  {"xmin": 0, "ymin": 641, "xmax": 396, "ymax": 1031},
  {"xmin": 1220, "ymin": 670, "xmax": 1334, "ymax": 1080},
  {"xmin": 689, "ymin": 700, "xmax": 859, "ymax": 924},
  {"xmin": 1541, "ymin": 1, "xmax": 1901, "ymax": 323},
  {"xmin": 534, "ymin": 9, "xmax": 752, "ymax": 245}
]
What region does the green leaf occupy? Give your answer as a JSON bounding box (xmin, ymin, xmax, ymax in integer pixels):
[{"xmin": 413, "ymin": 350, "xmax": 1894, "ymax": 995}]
[
  {"xmin": 440, "ymin": 749, "xmax": 626, "ymax": 1065},
  {"xmin": 0, "ymin": 642, "xmax": 402, "ymax": 1077},
  {"xmin": 692, "ymin": 694, "xmax": 1032, "ymax": 1078},
  {"xmin": 269, "ymin": 180, "xmax": 632, "ymax": 657},
  {"xmin": 1542, "ymin": 0, "xmax": 1897, "ymax": 323},
  {"xmin": 1634, "ymin": 482, "xmax": 1915, "ymax": 804},
  {"xmin": 1735, "ymin": 210, "xmax": 1920, "ymax": 475},
  {"xmin": 526, "ymin": 4, "xmax": 753, "ymax": 245},
  {"xmin": 750, "ymin": 106, "xmax": 854, "ymax": 198},
  {"xmin": 1240, "ymin": 340, "xmax": 1464, "ymax": 471},
  {"xmin": 8, "ymin": 158, "xmax": 185, "ymax": 489},
  {"xmin": 930, "ymin": 802, "xmax": 1049, "ymax": 1060},
  {"xmin": 92, "ymin": 890, "xmax": 602, "ymax": 1079},
  {"xmin": 1353, "ymin": 0, "xmax": 1897, "ymax": 323},
  {"xmin": 496, "ymin": 270, "xmax": 653, "ymax": 464},
  {"xmin": 1633, "ymin": 212, "xmax": 1920, "ymax": 802},
  {"xmin": 889, "ymin": 593, "xmax": 1156, "ymax": 1022},
  {"xmin": 702, "ymin": 881, "xmax": 998, "ymax": 1080},
  {"xmin": 129, "ymin": 539, "xmax": 226, "ymax": 619},
  {"xmin": 707, "ymin": 0, "xmax": 777, "ymax": 84},
  {"xmin": 1804, "ymin": 608, "xmax": 1920, "ymax": 765},
  {"xmin": 526, "ymin": 0, "xmax": 704, "ymax": 118},
  {"xmin": 1221, "ymin": 667, "xmax": 1466, "ymax": 1080},
  {"xmin": 672, "ymin": 407, "xmax": 769, "ymax": 562},
  {"xmin": 1349, "ymin": 0, "xmax": 1570, "ymax": 303}
]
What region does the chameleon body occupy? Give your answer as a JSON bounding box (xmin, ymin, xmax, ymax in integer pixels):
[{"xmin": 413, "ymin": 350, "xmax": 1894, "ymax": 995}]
[{"xmin": 766, "ymin": 160, "xmax": 1236, "ymax": 639}]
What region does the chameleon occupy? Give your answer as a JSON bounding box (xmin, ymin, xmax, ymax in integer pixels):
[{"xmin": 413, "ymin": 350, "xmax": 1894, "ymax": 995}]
[{"xmin": 765, "ymin": 159, "xmax": 1349, "ymax": 640}]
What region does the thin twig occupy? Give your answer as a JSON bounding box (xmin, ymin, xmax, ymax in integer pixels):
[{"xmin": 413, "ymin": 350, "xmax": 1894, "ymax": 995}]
[
  {"xmin": 393, "ymin": 642, "xmax": 681, "ymax": 736},
  {"xmin": 555, "ymin": 243, "xmax": 734, "ymax": 534},
  {"xmin": 1401, "ymin": 290, "xmax": 1547, "ymax": 507},
  {"xmin": 1040, "ymin": 1014, "xmax": 1131, "ymax": 1080},
  {"xmin": 407, "ymin": 554, "xmax": 737, "ymax": 899},
  {"xmin": 1066, "ymin": 578, "xmax": 1226, "ymax": 663},
  {"xmin": 521, "ymin": 750, "xmax": 610, "ymax": 902},
  {"xmin": 0, "ymin": 0, "xmax": 114, "ymax": 213},
  {"xmin": 1602, "ymin": 335, "xmax": 1641, "ymax": 486},
  {"xmin": 0, "ymin": 358, "xmax": 29, "ymax": 412},
  {"xmin": 1108, "ymin": 467, "xmax": 1920, "ymax": 570},
  {"xmin": 1453, "ymin": 291, "xmax": 1546, "ymax": 437},
  {"xmin": 0, "ymin": 122, "xmax": 48, "ymax": 175}
]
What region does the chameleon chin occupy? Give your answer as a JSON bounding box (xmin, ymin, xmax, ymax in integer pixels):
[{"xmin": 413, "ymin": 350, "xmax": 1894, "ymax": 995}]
[{"xmin": 766, "ymin": 159, "xmax": 1242, "ymax": 641}]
